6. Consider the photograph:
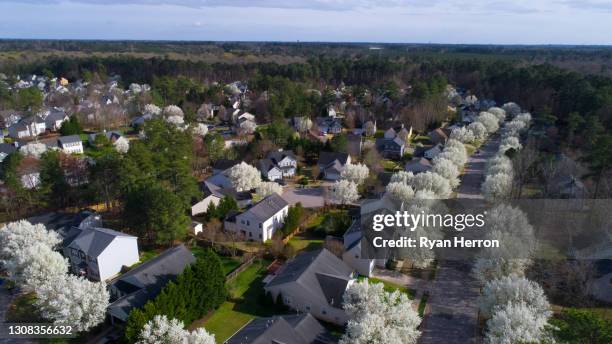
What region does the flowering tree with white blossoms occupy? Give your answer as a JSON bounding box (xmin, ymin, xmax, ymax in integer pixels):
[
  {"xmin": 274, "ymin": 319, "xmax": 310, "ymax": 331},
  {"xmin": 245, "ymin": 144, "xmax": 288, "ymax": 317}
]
[
  {"xmin": 163, "ymin": 105, "xmax": 184, "ymax": 118},
  {"xmin": 409, "ymin": 172, "xmax": 452, "ymax": 198},
  {"xmin": 390, "ymin": 171, "xmax": 414, "ymax": 185},
  {"xmin": 192, "ymin": 123, "xmax": 209, "ymax": 137},
  {"xmin": 166, "ymin": 115, "xmax": 185, "ymax": 126},
  {"xmin": 432, "ymin": 158, "xmax": 460, "ymax": 188},
  {"xmin": 114, "ymin": 136, "xmax": 130, "ymax": 154},
  {"xmin": 13, "ymin": 244, "xmax": 68, "ymax": 291},
  {"xmin": 482, "ymin": 173, "xmax": 513, "ymax": 201},
  {"xmin": 330, "ymin": 179, "xmax": 359, "ymax": 205},
  {"xmin": 35, "ymin": 275, "xmax": 109, "ymax": 332},
  {"xmin": 20, "ymin": 143, "xmax": 48, "ymax": 158},
  {"xmin": 144, "ymin": 104, "xmax": 162, "ymax": 117},
  {"xmin": 486, "ymin": 155, "xmax": 514, "ymax": 176},
  {"xmin": 0, "ymin": 221, "xmax": 61, "ymax": 269},
  {"xmin": 514, "ymin": 113, "xmax": 532, "ymax": 127},
  {"xmin": 504, "ymin": 120, "xmax": 526, "ymax": 137},
  {"xmin": 484, "ymin": 302, "xmax": 551, "ymax": 344},
  {"xmin": 479, "ymin": 274, "xmax": 550, "ymax": 319},
  {"xmin": 341, "ymin": 280, "xmax": 421, "ymax": 344},
  {"xmin": 502, "ymin": 102, "xmax": 521, "ymax": 117},
  {"xmin": 295, "ymin": 116, "xmax": 313, "ymax": 133},
  {"xmin": 487, "ymin": 107, "xmax": 507, "ymax": 123},
  {"xmin": 341, "ymin": 163, "xmax": 370, "ymax": 185},
  {"xmin": 499, "ymin": 136, "xmax": 522, "ymax": 153},
  {"xmin": 256, "ymin": 181, "xmax": 283, "ymax": 199},
  {"xmin": 450, "ymin": 127, "xmax": 475, "ymax": 144},
  {"xmin": 228, "ymin": 162, "xmax": 262, "ymax": 192},
  {"xmin": 477, "ymin": 112, "xmax": 500, "ymax": 134},
  {"xmin": 468, "ymin": 122, "xmax": 488, "ymax": 141},
  {"xmin": 385, "ymin": 182, "xmax": 415, "ymax": 204},
  {"xmin": 137, "ymin": 315, "xmax": 215, "ymax": 344}
]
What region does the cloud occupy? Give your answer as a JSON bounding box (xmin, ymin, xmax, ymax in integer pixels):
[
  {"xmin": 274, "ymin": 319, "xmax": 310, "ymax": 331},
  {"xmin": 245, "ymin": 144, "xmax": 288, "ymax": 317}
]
[{"xmin": 557, "ymin": 0, "xmax": 612, "ymax": 12}]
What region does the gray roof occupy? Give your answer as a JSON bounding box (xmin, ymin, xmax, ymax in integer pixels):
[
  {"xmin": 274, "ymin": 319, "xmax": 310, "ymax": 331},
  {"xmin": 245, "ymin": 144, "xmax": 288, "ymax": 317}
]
[
  {"xmin": 0, "ymin": 143, "xmax": 17, "ymax": 155},
  {"xmin": 213, "ymin": 159, "xmax": 240, "ymax": 172},
  {"xmin": 266, "ymin": 249, "xmax": 353, "ymax": 309},
  {"xmin": 244, "ymin": 193, "xmax": 288, "ymax": 222},
  {"xmin": 27, "ymin": 210, "xmax": 98, "ymax": 246},
  {"xmin": 58, "ymin": 135, "xmax": 82, "ymax": 145},
  {"xmin": 405, "ymin": 157, "xmax": 432, "ymax": 173},
  {"xmin": 45, "ymin": 110, "xmax": 67, "ymax": 122},
  {"xmin": 88, "ymin": 131, "xmax": 122, "ymax": 143},
  {"xmin": 66, "ymin": 227, "xmax": 136, "ymax": 258},
  {"xmin": 267, "ymin": 150, "xmax": 296, "ymax": 164},
  {"xmin": 258, "ymin": 158, "xmax": 277, "ymax": 174},
  {"xmin": 225, "ymin": 313, "xmax": 335, "ymax": 344},
  {"xmin": 318, "ymin": 152, "xmax": 349, "ymax": 168},
  {"xmin": 108, "ymin": 245, "xmax": 195, "ymax": 321}
]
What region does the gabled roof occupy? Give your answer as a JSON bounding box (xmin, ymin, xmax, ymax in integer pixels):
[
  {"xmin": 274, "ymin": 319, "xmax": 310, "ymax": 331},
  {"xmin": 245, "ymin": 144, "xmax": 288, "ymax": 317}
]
[
  {"xmin": 242, "ymin": 193, "xmax": 288, "ymax": 222},
  {"xmin": 226, "ymin": 313, "xmax": 335, "ymax": 344},
  {"xmin": 258, "ymin": 158, "xmax": 278, "ymax": 174},
  {"xmin": 0, "ymin": 143, "xmax": 17, "ymax": 155},
  {"xmin": 66, "ymin": 227, "xmax": 136, "ymax": 258},
  {"xmin": 58, "ymin": 135, "xmax": 82, "ymax": 145},
  {"xmin": 267, "ymin": 150, "xmax": 297, "ymax": 164},
  {"xmin": 212, "ymin": 159, "xmax": 240, "ymax": 172},
  {"xmin": 266, "ymin": 249, "xmax": 353, "ymax": 309},
  {"xmin": 318, "ymin": 152, "xmax": 349, "ymax": 167}
]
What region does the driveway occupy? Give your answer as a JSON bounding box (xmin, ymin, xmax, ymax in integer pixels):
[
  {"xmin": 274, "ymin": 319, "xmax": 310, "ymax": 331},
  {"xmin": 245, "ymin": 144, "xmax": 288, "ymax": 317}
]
[{"xmin": 282, "ymin": 186, "xmax": 325, "ymax": 208}]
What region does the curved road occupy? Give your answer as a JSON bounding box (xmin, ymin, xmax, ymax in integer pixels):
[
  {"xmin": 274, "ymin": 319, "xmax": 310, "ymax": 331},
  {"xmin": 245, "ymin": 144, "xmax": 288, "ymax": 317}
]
[{"xmin": 419, "ymin": 136, "xmax": 500, "ymax": 344}]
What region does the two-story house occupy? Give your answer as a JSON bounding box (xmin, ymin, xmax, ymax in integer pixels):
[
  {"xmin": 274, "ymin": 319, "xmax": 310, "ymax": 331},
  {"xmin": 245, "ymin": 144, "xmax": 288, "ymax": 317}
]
[
  {"xmin": 317, "ymin": 152, "xmax": 351, "ymax": 181},
  {"xmin": 264, "ymin": 249, "xmax": 355, "ymax": 325},
  {"xmin": 376, "ymin": 128, "xmax": 406, "ymax": 159},
  {"xmin": 315, "ymin": 117, "xmax": 343, "ymax": 135},
  {"xmin": 58, "ymin": 135, "xmax": 84, "ymax": 154},
  {"xmin": 258, "ymin": 149, "xmax": 297, "ymax": 181},
  {"xmin": 63, "ymin": 227, "xmax": 139, "ymax": 281},
  {"xmin": 224, "ymin": 193, "xmax": 289, "ymax": 242},
  {"xmin": 43, "ymin": 109, "xmax": 69, "ymax": 131}
]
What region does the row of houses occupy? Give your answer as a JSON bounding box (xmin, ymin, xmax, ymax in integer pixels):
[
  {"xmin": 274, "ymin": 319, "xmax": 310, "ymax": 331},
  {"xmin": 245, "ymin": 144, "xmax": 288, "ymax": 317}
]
[{"xmin": 4, "ymin": 108, "xmax": 69, "ymax": 139}]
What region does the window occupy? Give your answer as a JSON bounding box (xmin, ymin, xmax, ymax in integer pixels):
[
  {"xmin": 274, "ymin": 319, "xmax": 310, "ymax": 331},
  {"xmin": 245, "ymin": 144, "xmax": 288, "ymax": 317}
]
[
  {"xmin": 258, "ymin": 234, "xmax": 262, "ymax": 238},
  {"xmin": 306, "ymin": 306, "xmax": 311, "ymax": 311},
  {"xmin": 247, "ymin": 220, "xmax": 250, "ymax": 226},
  {"xmin": 322, "ymin": 309, "xmax": 327, "ymax": 315},
  {"xmin": 249, "ymin": 232, "xmax": 252, "ymax": 237},
  {"xmin": 258, "ymin": 223, "xmax": 262, "ymax": 228}
]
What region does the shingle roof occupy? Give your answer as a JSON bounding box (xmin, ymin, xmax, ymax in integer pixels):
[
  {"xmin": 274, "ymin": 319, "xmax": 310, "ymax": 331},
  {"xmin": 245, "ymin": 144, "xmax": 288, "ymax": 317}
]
[
  {"xmin": 58, "ymin": 135, "xmax": 82, "ymax": 145},
  {"xmin": 225, "ymin": 313, "xmax": 335, "ymax": 344},
  {"xmin": 0, "ymin": 143, "xmax": 17, "ymax": 155},
  {"xmin": 266, "ymin": 249, "xmax": 353, "ymax": 309},
  {"xmin": 318, "ymin": 152, "xmax": 349, "ymax": 167},
  {"xmin": 66, "ymin": 227, "xmax": 136, "ymax": 258},
  {"xmin": 213, "ymin": 159, "xmax": 240, "ymax": 172},
  {"xmin": 267, "ymin": 150, "xmax": 296, "ymax": 164},
  {"xmin": 244, "ymin": 193, "xmax": 288, "ymax": 222}
]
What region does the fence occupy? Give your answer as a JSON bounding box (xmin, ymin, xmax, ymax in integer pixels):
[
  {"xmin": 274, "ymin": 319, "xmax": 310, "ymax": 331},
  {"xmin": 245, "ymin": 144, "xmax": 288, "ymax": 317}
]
[{"xmin": 225, "ymin": 255, "xmax": 256, "ymax": 281}]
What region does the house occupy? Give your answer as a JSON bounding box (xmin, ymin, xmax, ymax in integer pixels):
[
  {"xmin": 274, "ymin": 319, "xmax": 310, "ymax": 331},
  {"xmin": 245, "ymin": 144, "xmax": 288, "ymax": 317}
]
[
  {"xmin": 264, "ymin": 249, "xmax": 355, "ymax": 325},
  {"xmin": 405, "ymin": 157, "xmax": 433, "ymax": 174},
  {"xmin": 0, "ymin": 143, "xmax": 17, "ymax": 163},
  {"xmin": 317, "ymin": 152, "xmax": 351, "ymax": 181},
  {"xmin": 346, "ymin": 134, "xmax": 363, "ymax": 158},
  {"xmin": 259, "ymin": 149, "xmax": 297, "ymax": 181},
  {"xmin": 376, "ymin": 135, "xmax": 405, "ymax": 159},
  {"xmin": 428, "ymin": 128, "xmax": 448, "ymax": 145},
  {"xmin": 7, "ymin": 122, "xmax": 31, "ymax": 139},
  {"xmin": 88, "ymin": 131, "xmax": 123, "ymax": 145},
  {"xmin": 107, "ymin": 245, "xmax": 196, "ymax": 323},
  {"xmin": 225, "ymin": 313, "xmax": 335, "ymax": 344},
  {"xmin": 191, "ymin": 221, "xmax": 203, "ymax": 236},
  {"xmin": 8, "ymin": 116, "xmax": 45, "ymax": 139},
  {"xmin": 191, "ymin": 181, "xmax": 252, "ymax": 216},
  {"xmin": 63, "ymin": 227, "xmax": 139, "ymax": 281},
  {"xmin": 58, "ymin": 135, "xmax": 84, "ymax": 154},
  {"xmin": 44, "ymin": 109, "xmax": 69, "ymax": 131},
  {"xmin": 424, "ymin": 143, "xmax": 443, "ymax": 160},
  {"xmin": 28, "ymin": 210, "xmax": 102, "ymax": 246},
  {"xmin": 315, "ymin": 117, "xmax": 342, "ymax": 135},
  {"xmin": 224, "ymin": 193, "xmax": 289, "ymax": 242}
]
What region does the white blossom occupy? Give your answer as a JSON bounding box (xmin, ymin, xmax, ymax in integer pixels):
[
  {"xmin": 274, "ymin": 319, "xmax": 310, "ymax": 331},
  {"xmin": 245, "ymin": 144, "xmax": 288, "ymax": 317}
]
[
  {"xmin": 503, "ymin": 120, "xmax": 526, "ymax": 137},
  {"xmin": 144, "ymin": 104, "xmax": 162, "ymax": 116},
  {"xmin": 386, "ymin": 182, "xmax": 415, "ymax": 204},
  {"xmin": 486, "ymin": 155, "xmax": 513, "ymax": 176},
  {"xmin": 114, "ymin": 136, "xmax": 130, "ymax": 154},
  {"xmin": 476, "ymin": 112, "xmax": 500, "ymax": 134},
  {"xmin": 35, "ymin": 275, "xmax": 109, "ymax": 332},
  {"xmin": 330, "ymin": 179, "xmax": 360, "ymax": 205},
  {"xmin": 449, "ymin": 127, "xmax": 475, "ymax": 144},
  {"xmin": 499, "ymin": 136, "xmax": 522, "ymax": 153},
  {"xmin": 409, "ymin": 172, "xmax": 452, "ymax": 198},
  {"xmin": 17, "ymin": 244, "xmax": 68, "ymax": 291},
  {"xmin": 163, "ymin": 105, "xmax": 184, "ymax": 118},
  {"xmin": 137, "ymin": 315, "xmax": 216, "ymax": 344},
  {"xmin": 472, "ymin": 258, "xmax": 531, "ymax": 285},
  {"xmin": 166, "ymin": 115, "xmax": 185, "ymax": 126},
  {"xmin": 482, "ymin": 173, "xmax": 513, "ymax": 201},
  {"xmin": 341, "ymin": 163, "xmax": 370, "ymax": 185},
  {"xmin": 256, "ymin": 181, "xmax": 283, "ymax": 198},
  {"xmin": 502, "ymin": 102, "xmax": 521, "ymax": 117},
  {"xmin": 390, "ymin": 171, "xmax": 414, "ymax": 185},
  {"xmin": 129, "ymin": 83, "xmax": 142, "ymax": 94},
  {"xmin": 341, "ymin": 280, "xmax": 421, "ymax": 344},
  {"xmin": 479, "ymin": 275, "xmax": 550, "ymax": 319},
  {"xmin": 20, "ymin": 143, "xmax": 48, "ymax": 158},
  {"xmin": 484, "ymin": 302, "xmax": 551, "ymax": 344},
  {"xmin": 468, "ymin": 122, "xmax": 488, "ymax": 141},
  {"xmin": 514, "ymin": 113, "xmax": 532, "ymax": 127},
  {"xmin": 0, "ymin": 220, "xmax": 61, "ymax": 270},
  {"xmin": 187, "ymin": 328, "xmax": 216, "ymax": 344},
  {"xmin": 432, "ymin": 158, "xmax": 460, "ymax": 188},
  {"xmin": 228, "ymin": 162, "xmax": 262, "ymax": 192},
  {"xmin": 193, "ymin": 123, "xmax": 209, "ymax": 137},
  {"xmin": 488, "ymin": 107, "xmax": 507, "ymax": 123}
]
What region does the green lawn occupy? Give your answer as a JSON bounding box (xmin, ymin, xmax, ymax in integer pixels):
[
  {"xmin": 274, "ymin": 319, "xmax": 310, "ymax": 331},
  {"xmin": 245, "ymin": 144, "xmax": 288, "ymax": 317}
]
[
  {"xmin": 418, "ymin": 292, "xmax": 429, "ymax": 317},
  {"xmin": 358, "ymin": 276, "xmax": 415, "ymax": 299},
  {"xmin": 381, "ymin": 159, "xmax": 400, "ymax": 172},
  {"xmin": 287, "ymin": 235, "xmax": 324, "ymax": 252},
  {"xmin": 202, "ymin": 260, "xmax": 277, "ymax": 343}
]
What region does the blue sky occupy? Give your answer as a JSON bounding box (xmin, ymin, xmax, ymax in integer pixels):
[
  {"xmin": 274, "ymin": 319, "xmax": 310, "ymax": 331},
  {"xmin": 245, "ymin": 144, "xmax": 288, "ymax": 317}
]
[{"xmin": 0, "ymin": 0, "xmax": 611, "ymax": 44}]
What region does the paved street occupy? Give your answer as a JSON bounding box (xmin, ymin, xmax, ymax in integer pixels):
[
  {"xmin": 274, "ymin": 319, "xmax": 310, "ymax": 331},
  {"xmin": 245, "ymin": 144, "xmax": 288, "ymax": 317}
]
[
  {"xmin": 419, "ymin": 136, "xmax": 501, "ymax": 344},
  {"xmin": 0, "ymin": 284, "xmax": 36, "ymax": 344},
  {"xmin": 282, "ymin": 186, "xmax": 325, "ymax": 208}
]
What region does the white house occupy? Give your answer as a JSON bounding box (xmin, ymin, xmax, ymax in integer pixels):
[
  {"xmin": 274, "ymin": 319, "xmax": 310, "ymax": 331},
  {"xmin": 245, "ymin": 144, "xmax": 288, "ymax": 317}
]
[
  {"xmin": 8, "ymin": 122, "xmax": 30, "ymax": 139},
  {"xmin": 63, "ymin": 227, "xmax": 139, "ymax": 281},
  {"xmin": 225, "ymin": 193, "xmax": 289, "ymax": 242},
  {"xmin": 8, "ymin": 117, "xmax": 46, "ymax": 138},
  {"xmin": 43, "ymin": 109, "xmax": 69, "ymax": 131},
  {"xmin": 317, "ymin": 152, "xmax": 351, "ymax": 181},
  {"xmin": 259, "ymin": 149, "xmax": 297, "ymax": 181},
  {"xmin": 58, "ymin": 135, "xmax": 84, "ymax": 154}
]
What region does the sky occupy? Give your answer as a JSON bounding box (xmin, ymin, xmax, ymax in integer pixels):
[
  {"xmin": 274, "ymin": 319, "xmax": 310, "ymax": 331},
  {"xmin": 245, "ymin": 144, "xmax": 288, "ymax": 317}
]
[{"xmin": 0, "ymin": 0, "xmax": 611, "ymax": 44}]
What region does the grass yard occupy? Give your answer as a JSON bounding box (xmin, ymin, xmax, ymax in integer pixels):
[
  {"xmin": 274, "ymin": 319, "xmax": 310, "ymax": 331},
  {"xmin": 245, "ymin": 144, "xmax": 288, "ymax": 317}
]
[
  {"xmin": 418, "ymin": 292, "xmax": 430, "ymax": 317},
  {"xmin": 381, "ymin": 159, "xmax": 400, "ymax": 172},
  {"xmin": 190, "ymin": 246, "xmax": 242, "ymax": 275},
  {"xmin": 6, "ymin": 292, "xmax": 42, "ymax": 323},
  {"xmin": 358, "ymin": 276, "xmax": 415, "ymax": 299},
  {"xmin": 201, "ymin": 260, "xmax": 277, "ymax": 343},
  {"xmin": 287, "ymin": 235, "xmax": 324, "ymax": 252}
]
